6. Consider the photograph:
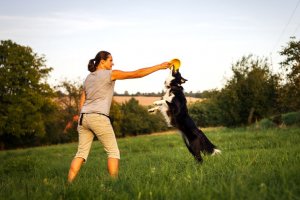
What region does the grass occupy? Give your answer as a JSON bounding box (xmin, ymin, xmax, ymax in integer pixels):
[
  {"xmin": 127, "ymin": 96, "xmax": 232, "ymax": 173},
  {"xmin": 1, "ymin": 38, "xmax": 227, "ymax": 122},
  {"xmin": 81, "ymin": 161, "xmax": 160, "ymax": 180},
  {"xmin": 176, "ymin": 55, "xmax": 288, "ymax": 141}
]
[{"xmin": 0, "ymin": 127, "xmax": 299, "ymax": 200}]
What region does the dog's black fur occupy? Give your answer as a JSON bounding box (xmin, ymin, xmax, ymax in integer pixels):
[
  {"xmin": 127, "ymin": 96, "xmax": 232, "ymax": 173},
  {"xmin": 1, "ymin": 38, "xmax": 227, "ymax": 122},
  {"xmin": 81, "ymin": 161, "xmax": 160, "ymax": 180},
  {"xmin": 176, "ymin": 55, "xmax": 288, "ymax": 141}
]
[{"xmin": 149, "ymin": 69, "xmax": 220, "ymax": 162}]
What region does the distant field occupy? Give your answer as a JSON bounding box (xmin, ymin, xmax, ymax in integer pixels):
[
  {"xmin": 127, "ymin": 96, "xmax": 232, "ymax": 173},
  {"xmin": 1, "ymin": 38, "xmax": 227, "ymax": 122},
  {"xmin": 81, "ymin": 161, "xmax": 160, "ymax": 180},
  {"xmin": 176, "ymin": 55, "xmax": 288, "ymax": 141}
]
[
  {"xmin": 0, "ymin": 127, "xmax": 299, "ymax": 200},
  {"xmin": 113, "ymin": 96, "xmax": 203, "ymax": 106}
]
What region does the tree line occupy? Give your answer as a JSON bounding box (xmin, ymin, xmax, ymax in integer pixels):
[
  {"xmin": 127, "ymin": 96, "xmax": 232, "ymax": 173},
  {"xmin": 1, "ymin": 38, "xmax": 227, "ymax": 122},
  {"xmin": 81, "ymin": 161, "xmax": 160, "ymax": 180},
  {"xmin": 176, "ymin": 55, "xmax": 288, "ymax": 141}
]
[
  {"xmin": 114, "ymin": 90, "xmax": 207, "ymax": 98},
  {"xmin": 189, "ymin": 37, "xmax": 300, "ymax": 127},
  {"xmin": 0, "ymin": 38, "xmax": 299, "ymax": 149}
]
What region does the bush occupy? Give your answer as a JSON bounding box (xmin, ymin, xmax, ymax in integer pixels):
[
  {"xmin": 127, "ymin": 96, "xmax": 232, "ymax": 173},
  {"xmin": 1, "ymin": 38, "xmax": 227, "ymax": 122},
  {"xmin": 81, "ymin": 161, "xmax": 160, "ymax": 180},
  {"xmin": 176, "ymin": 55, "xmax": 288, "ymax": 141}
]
[
  {"xmin": 188, "ymin": 100, "xmax": 222, "ymax": 127},
  {"xmin": 252, "ymin": 111, "xmax": 300, "ymax": 129},
  {"xmin": 256, "ymin": 118, "xmax": 276, "ymax": 129},
  {"xmin": 111, "ymin": 98, "xmax": 168, "ymax": 137},
  {"xmin": 282, "ymin": 111, "xmax": 300, "ymax": 126}
]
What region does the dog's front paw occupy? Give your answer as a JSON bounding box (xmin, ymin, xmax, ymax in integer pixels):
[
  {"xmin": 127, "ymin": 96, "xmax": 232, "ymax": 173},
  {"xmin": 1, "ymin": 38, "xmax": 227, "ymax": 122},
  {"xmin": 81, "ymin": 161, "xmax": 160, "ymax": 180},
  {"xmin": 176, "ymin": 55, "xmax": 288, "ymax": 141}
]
[
  {"xmin": 153, "ymin": 100, "xmax": 164, "ymax": 106},
  {"xmin": 148, "ymin": 107, "xmax": 159, "ymax": 113},
  {"xmin": 165, "ymin": 94, "xmax": 175, "ymax": 103},
  {"xmin": 148, "ymin": 108, "xmax": 155, "ymax": 113}
]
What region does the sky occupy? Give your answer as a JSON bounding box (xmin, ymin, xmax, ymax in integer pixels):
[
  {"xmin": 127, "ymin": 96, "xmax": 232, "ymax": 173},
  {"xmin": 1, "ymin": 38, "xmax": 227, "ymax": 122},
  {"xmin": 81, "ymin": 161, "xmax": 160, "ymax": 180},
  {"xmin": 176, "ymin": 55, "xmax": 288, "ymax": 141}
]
[{"xmin": 1, "ymin": 0, "xmax": 300, "ymax": 94}]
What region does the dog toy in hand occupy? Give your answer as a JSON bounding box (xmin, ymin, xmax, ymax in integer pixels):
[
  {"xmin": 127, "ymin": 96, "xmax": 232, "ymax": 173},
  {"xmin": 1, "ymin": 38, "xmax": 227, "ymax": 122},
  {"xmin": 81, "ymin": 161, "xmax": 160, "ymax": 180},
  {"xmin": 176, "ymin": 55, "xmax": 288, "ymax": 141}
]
[{"xmin": 169, "ymin": 58, "xmax": 181, "ymax": 71}]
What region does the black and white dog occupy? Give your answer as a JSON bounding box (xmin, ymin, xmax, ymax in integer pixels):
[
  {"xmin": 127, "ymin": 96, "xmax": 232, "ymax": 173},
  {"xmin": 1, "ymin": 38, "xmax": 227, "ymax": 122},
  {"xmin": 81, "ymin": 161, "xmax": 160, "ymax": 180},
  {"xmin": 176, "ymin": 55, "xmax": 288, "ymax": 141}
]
[{"xmin": 149, "ymin": 68, "xmax": 221, "ymax": 162}]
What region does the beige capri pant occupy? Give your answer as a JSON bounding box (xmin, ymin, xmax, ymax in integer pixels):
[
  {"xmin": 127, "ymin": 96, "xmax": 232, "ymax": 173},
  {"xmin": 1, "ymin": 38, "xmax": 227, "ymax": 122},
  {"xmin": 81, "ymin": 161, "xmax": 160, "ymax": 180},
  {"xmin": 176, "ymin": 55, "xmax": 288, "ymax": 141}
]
[{"xmin": 75, "ymin": 113, "xmax": 120, "ymax": 161}]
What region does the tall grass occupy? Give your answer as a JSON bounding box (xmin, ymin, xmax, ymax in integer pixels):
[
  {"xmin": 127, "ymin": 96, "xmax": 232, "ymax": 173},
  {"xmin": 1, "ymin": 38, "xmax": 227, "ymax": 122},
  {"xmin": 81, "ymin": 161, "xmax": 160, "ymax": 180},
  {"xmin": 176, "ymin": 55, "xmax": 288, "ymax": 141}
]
[{"xmin": 0, "ymin": 127, "xmax": 299, "ymax": 200}]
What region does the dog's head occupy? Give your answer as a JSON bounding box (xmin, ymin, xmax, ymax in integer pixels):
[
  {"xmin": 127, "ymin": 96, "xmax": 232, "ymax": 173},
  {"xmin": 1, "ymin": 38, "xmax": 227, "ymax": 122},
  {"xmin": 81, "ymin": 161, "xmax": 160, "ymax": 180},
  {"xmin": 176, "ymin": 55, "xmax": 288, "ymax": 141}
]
[{"xmin": 164, "ymin": 68, "xmax": 188, "ymax": 88}]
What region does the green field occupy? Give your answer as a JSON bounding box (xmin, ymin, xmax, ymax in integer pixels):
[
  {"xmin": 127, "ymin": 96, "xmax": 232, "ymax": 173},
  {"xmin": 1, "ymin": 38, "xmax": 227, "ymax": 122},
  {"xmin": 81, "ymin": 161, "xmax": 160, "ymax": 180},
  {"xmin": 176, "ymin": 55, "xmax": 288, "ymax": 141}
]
[{"xmin": 1, "ymin": 127, "xmax": 299, "ymax": 200}]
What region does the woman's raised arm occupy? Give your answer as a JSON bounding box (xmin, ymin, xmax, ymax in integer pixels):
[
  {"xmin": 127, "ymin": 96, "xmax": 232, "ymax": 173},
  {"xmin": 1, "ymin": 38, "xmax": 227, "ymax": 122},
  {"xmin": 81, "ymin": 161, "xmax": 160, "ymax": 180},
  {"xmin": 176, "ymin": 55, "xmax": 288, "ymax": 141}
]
[{"xmin": 111, "ymin": 62, "xmax": 170, "ymax": 81}]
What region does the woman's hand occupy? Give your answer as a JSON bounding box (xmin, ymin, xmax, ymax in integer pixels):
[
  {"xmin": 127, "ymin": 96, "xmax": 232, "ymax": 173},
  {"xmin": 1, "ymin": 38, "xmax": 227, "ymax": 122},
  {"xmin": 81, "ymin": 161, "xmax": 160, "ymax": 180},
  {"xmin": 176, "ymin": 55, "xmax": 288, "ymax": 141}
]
[
  {"xmin": 159, "ymin": 62, "xmax": 172, "ymax": 69},
  {"xmin": 73, "ymin": 114, "xmax": 79, "ymax": 121},
  {"xmin": 63, "ymin": 114, "xmax": 79, "ymax": 133}
]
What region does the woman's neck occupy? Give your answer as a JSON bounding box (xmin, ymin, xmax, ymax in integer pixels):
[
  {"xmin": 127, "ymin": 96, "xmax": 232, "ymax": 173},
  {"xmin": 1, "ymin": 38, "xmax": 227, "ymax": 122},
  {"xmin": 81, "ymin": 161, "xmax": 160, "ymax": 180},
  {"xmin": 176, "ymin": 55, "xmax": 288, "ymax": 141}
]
[{"xmin": 97, "ymin": 66, "xmax": 108, "ymax": 70}]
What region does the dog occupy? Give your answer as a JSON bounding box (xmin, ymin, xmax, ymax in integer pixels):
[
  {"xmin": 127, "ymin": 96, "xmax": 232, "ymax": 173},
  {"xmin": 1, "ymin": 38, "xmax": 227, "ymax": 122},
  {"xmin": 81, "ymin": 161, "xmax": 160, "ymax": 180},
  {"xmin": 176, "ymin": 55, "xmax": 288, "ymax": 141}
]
[{"xmin": 148, "ymin": 68, "xmax": 221, "ymax": 162}]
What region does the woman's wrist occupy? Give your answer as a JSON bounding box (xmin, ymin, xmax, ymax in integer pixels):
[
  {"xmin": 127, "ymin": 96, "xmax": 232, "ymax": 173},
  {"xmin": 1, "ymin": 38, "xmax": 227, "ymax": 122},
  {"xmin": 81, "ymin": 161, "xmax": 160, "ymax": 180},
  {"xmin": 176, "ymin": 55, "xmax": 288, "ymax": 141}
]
[
  {"xmin": 158, "ymin": 64, "xmax": 164, "ymax": 70},
  {"xmin": 159, "ymin": 62, "xmax": 171, "ymax": 70}
]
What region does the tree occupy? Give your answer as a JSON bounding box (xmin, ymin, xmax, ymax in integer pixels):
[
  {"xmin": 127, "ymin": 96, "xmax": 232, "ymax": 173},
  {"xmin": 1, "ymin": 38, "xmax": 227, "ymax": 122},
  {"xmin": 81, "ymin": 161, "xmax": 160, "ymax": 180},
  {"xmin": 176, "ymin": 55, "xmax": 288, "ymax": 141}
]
[
  {"xmin": 214, "ymin": 55, "xmax": 280, "ymax": 126},
  {"xmin": 0, "ymin": 40, "xmax": 54, "ymax": 148},
  {"xmin": 189, "ymin": 99, "xmax": 222, "ymax": 127},
  {"xmin": 56, "ymin": 80, "xmax": 83, "ymax": 114},
  {"xmin": 55, "ymin": 79, "xmax": 83, "ymax": 141},
  {"xmin": 124, "ymin": 90, "xmax": 130, "ymax": 96},
  {"xmin": 120, "ymin": 98, "xmax": 148, "ymax": 136},
  {"xmin": 279, "ymin": 37, "xmax": 300, "ymax": 111},
  {"xmin": 110, "ymin": 100, "xmax": 123, "ymax": 137},
  {"xmin": 119, "ymin": 98, "xmax": 167, "ymax": 136}
]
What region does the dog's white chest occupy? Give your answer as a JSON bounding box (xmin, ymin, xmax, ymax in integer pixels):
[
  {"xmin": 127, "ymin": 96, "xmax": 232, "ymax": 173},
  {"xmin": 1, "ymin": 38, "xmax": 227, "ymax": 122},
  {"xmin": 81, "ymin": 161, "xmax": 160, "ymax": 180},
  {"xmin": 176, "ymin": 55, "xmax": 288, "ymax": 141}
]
[{"xmin": 163, "ymin": 88, "xmax": 175, "ymax": 103}]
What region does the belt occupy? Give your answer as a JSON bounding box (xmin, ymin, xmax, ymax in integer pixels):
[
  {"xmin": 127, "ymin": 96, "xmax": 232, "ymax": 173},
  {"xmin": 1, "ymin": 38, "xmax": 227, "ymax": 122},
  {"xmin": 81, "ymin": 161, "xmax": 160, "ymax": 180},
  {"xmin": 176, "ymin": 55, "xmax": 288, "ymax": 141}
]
[{"xmin": 79, "ymin": 113, "xmax": 111, "ymax": 125}]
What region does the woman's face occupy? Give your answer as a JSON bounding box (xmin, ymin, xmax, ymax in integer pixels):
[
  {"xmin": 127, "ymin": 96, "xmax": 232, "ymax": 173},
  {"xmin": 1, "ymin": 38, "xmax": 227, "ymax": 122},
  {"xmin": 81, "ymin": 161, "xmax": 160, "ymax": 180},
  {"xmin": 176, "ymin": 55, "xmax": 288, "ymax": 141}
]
[{"xmin": 101, "ymin": 55, "xmax": 114, "ymax": 70}]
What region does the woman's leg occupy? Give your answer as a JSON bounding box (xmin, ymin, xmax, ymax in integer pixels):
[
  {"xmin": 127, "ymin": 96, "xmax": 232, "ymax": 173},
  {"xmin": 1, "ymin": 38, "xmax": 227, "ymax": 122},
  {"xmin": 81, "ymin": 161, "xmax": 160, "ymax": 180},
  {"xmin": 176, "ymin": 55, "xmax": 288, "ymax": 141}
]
[
  {"xmin": 88, "ymin": 114, "xmax": 120, "ymax": 177},
  {"xmin": 107, "ymin": 157, "xmax": 119, "ymax": 178},
  {"xmin": 68, "ymin": 157, "xmax": 85, "ymax": 183},
  {"xmin": 68, "ymin": 115, "xmax": 94, "ymax": 183}
]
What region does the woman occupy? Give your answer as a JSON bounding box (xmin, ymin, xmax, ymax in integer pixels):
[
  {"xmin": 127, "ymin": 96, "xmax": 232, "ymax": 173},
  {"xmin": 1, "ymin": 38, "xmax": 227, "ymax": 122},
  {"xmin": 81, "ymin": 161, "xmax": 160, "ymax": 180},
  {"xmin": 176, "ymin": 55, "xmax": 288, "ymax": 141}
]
[{"xmin": 67, "ymin": 51, "xmax": 171, "ymax": 182}]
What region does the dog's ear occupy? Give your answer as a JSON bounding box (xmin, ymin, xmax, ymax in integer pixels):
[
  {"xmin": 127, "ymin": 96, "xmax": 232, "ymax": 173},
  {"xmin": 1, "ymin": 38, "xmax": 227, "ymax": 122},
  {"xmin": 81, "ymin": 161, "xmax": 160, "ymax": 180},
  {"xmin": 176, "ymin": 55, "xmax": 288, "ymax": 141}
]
[{"xmin": 181, "ymin": 77, "xmax": 188, "ymax": 84}]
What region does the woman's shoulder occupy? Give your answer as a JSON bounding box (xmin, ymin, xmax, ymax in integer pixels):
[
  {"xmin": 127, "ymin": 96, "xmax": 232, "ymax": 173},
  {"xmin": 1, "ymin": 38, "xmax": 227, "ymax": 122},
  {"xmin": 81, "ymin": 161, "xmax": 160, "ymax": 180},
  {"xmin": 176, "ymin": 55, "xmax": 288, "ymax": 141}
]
[
  {"xmin": 85, "ymin": 70, "xmax": 113, "ymax": 83},
  {"xmin": 96, "ymin": 69, "xmax": 112, "ymax": 74},
  {"xmin": 97, "ymin": 70, "xmax": 114, "ymax": 83}
]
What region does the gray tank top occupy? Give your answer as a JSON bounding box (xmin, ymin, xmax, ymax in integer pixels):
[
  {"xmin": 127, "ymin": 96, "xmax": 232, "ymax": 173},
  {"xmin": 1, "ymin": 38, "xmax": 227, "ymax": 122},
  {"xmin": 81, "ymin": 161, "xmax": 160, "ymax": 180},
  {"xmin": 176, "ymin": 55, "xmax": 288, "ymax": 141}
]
[{"xmin": 81, "ymin": 70, "xmax": 115, "ymax": 116}]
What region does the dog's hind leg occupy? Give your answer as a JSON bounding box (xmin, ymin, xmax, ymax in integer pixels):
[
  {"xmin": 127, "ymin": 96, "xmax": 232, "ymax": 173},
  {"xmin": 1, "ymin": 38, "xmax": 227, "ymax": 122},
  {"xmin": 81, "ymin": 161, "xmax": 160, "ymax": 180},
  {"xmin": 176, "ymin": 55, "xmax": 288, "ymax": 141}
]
[
  {"xmin": 181, "ymin": 134, "xmax": 203, "ymax": 162},
  {"xmin": 212, "ymin": 148, "xmax": 221, "ymax": 156},
  {"xmin": 193, "ymin": 129, "xmax": 219, "ymax": 155},
  {"xmin": 190, "ymin": 140, "xmax": 203, "ymax": 162}
]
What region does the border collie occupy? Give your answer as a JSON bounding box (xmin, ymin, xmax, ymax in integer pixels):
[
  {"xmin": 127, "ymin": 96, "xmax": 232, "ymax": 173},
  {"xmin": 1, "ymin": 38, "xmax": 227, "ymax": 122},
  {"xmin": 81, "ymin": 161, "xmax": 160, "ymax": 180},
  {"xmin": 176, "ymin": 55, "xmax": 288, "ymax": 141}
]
[{"xmin": 149, "ymin": 69, "xmax": 221, "ymax": 162}]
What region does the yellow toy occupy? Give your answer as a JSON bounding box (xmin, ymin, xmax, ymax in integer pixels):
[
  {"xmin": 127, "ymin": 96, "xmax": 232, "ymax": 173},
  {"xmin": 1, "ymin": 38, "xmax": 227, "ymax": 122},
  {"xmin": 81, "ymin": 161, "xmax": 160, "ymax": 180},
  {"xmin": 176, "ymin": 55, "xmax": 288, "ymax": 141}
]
[{"xmin": 169, "ymin": 58, "xmax": 181, "ymax": 71}]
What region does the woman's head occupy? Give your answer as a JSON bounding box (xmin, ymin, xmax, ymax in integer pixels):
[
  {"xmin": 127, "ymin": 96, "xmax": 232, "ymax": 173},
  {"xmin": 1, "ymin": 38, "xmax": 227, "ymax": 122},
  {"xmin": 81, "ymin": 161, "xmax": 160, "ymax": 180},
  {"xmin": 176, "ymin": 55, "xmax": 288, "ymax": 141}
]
[{"xmin": 88, "ymin": 51, "xmax": 113, "ymax": 72}]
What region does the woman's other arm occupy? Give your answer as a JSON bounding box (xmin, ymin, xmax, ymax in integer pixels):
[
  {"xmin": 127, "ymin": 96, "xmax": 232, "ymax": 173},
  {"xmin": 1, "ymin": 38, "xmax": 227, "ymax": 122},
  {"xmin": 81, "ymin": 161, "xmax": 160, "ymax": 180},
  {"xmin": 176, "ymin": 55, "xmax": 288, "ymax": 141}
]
[{"xmin": 63, "ymin": 90, "xmax": 85, "ymax": 132}]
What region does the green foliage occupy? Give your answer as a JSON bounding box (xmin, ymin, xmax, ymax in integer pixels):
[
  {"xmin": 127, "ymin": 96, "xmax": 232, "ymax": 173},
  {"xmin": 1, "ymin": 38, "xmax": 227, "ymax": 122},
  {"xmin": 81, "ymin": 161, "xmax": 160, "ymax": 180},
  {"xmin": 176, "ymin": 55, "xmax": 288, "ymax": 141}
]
[
  {"xmin": 0, "ymin": 127, "xmax": 299, "ymax": 199},
  {"xmin": 54, "ymin": 80, "xmax": 83, "ymax": 142},
  {"xmin": 0, "ymin": 40, "xmax": 55, "ymax": 148},
  {"xmin": 279, "ymin": 37, "xmax": 300, "ymax": 111},
  {"xmin": 213, "ymin": 55, "xmax": 280, "ymax": 126},
  {"xmin": 188, "ymin": 38, "xmax": 300, "ymax": 127},
  {"xmin": 282, "ymin": 111, "xmax": 300, "ymax": 126},
  {"xmin": 116, "ymin": 98, "xmax": 168, "ymax": 136},
  {"xmin": 56, "ymin": 80, "xmax": 83, "ymax": 114},
  {"xmin": 110, "ymin": 100, "xmax": 123, "ymax": 136},
  {"xmin": 255, "ymin": 118, "xmax": 276, "ymax": 129},
  {"xmin": 188, "ymin": 99, "xmax": 221, "ymax": 127},
  {"xmin": 250, "ymin": 111, "xmax": 300, "ymax": 129}
]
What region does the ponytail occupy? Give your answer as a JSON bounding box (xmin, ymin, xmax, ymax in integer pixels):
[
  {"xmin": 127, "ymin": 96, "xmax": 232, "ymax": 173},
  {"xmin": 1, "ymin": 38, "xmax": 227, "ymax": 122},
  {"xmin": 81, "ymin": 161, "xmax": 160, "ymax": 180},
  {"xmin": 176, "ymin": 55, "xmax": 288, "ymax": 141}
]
[
  {"xmin": 88, "ymin": 59, "xmax": 96, "ymax": 72},
  {"xmin": 87, "ymin": 51, "xmax": 111, "ymax": 72}
]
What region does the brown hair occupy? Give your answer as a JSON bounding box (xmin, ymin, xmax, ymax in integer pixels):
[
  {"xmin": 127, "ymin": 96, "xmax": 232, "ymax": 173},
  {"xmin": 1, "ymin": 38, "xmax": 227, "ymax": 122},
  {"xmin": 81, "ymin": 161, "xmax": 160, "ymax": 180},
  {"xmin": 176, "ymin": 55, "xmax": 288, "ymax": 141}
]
[{"xmin": 88, "ymin": 51, "xmax": 111, "ymax": 72}]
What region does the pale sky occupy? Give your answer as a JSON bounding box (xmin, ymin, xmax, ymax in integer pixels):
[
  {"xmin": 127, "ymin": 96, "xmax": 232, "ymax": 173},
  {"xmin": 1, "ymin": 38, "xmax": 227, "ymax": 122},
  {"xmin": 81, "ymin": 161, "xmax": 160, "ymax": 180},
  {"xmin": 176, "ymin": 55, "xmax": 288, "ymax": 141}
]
[{"xmin": 1, "ymin": 0, "xmax": 300, "ymax": 93}]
